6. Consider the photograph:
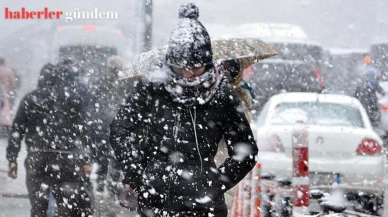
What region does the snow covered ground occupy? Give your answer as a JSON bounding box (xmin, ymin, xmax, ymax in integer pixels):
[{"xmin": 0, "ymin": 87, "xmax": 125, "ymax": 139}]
[{"xmin": 0, "ymin": 139, "xmax": 136, "ymax": 216}]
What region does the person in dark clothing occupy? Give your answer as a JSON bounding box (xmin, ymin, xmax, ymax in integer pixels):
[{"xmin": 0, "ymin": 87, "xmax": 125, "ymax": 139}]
[
  {"xmin": 103, "ymin": 56, "xmax": 131, "ymax": 197},
  {"xmin": 6, "ymin": 62, "xmax": 93, "ymax": 217},
  {"xmin": 110, "ymin": 3, "xmax": 258, "ymax": 217},
  {"xmin": 0, "ymin": 57, "xmax": 16, "ymax": 137},
  {"xmin": 82, "ymin": 76, "xmax": 111, "ymax": 193},
  {"xmin": 221, "ymin": 58, "xmax": 256, "ymax": 121},
  {"xmin": 354, "ymin": 67, "xmax": 382, "ymax": 128},
  {"xmin": 86, "ymin": 55, "xmax": 127, "ymax": 193},
  {"xmin": 9, "ymin": 67, "xmax": 22, "ymax": 110}
]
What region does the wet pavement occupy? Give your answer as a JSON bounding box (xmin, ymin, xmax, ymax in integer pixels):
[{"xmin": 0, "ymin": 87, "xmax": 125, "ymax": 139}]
[
  {"xmin": 94, "ymin": 195, "xmax": 137, "ymax": 217},
  {"xmin": 0, "ymin": 139, "xmax": 137, "ymax": 216},
  {"xmin": 0, "ymin": 196, "xmax": 137, "ymax": 217},
  {"xmin": 0, "ymin": 196, "xmax": 30, "ymax": 217},
  {"xmin": 0, "ymin": 140, "xmax": 28, "ymax": 197}
]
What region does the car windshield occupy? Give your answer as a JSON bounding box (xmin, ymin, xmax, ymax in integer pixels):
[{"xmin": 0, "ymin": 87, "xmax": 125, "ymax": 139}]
[
  {"xmin": 269, "ymin": 102, "xmax": 364, "ymax": 128},
  {"xmin": 250, "ymin": 62, "xmax": 315, "ymax": 85},
  {"xmin": 269, "ymin": 42, "xmax": 323, "ymax": 63},
  {"xmin": 247, "ymin": 62, "xmax": 322, "ymax": 113}
]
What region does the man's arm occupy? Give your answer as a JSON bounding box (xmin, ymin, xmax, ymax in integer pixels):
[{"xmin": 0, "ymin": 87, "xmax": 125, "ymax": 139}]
[
  {"xmin": 218, "ymin": 89, "xmax": 258, "ymax": 192},
  {"xmin": 110, "ymin": 79, "xmax": 152, "ymax": 190},
  {"xmin": 6, "ymin": 97, "xmax": 28, "ymax": 178}
]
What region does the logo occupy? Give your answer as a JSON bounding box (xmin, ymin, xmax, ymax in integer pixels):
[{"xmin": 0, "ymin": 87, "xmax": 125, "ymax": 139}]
[
  {"xmin": 5, "ymin": 8, "xmax": 63, "ymax": 19},
  {"xmin": 4, "ymin": 8, "xmax": 119, "ymax": 22}
]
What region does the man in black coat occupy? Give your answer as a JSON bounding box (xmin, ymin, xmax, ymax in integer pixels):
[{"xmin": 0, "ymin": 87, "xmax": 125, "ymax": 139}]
[
  {"xmin": 6, "ymin": 62, "xmax": 93, "ymax": 217},
  {"xmin": 110, "ymin": 3, "xmax": 258, "ymax": 217}
]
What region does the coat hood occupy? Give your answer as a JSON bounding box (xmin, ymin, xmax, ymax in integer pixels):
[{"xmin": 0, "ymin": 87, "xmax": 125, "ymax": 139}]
[{"xmin": 38, "ymin": 62, "xmax": 76, "ymax": 88}]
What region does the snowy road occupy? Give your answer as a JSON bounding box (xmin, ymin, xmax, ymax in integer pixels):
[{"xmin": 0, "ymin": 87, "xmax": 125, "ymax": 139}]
[
  {"xmin": 0, "ymin": 139, "xmax": 137, "ymax": 216},
  {"xmin": 0, "ymin": 196, "xmax": 137, "ymax": 217},
  {"xmin": 0, "ymin": 197, "xmax": 30, "ymax": 217}
]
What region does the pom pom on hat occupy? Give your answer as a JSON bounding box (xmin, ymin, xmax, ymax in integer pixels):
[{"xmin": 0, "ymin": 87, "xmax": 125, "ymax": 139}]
[
  {"xmin": 166, "ymin": 3, "xmax": 212, "ymax": 68},
  {"xmin": 178, "ymin": 3, "xmax": 199, "ymax": 19}
]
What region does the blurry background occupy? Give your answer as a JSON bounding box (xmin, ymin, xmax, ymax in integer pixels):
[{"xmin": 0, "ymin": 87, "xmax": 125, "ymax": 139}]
[
  {"xmin": 0, "ymin": 0, "xmax": 388, "ymax": 96},
  {"xmin": 2, "ymin": 0, "xmax": 388, "ymax": 47},
  {"xmin": 1, "ymin": 2, "xmax": 388, "ymax": 215}
]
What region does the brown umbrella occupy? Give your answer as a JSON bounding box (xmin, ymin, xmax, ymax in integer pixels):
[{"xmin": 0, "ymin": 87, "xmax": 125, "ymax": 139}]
[
  {"xmin": 120, "ymin": 38, "xmax": 279, "ymax": 80},
  {"xmin": 214, "ymin": 38, "xmax": 280, "ymax": 85},
  {"xmin": 213, "ymin": 38, "xmax": 279, "ymax": 64},
  {"xmin": 120, "ymin": 45, "xmax": 167, "ymax": 81}
]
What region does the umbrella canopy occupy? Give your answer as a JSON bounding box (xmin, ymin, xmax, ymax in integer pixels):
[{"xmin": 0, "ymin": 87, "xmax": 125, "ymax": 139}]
[
  {"xmin": 120, "ymin": 38, "xmax": 280, "ymax": 80},
  {"xmin": 120, "ymin": 45, "xmax": 167, "ymax": 80},
  {"xmin": 212, "ymin": 38, "xmax": 279, "ymax": 61}
]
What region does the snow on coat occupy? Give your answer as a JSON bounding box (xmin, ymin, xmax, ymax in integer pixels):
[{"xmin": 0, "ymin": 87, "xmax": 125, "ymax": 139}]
[
  {"xmin": 6, "ymin": 63, "xmax": 91, "ymax": 166},
  {"xmin": 110, "ymin": 74, "xmax": 258, "ymax": 216}
]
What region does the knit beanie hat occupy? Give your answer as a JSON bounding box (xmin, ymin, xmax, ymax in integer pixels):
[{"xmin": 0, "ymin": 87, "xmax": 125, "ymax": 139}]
[{"xmin": 165, "ymin": 3, "xmax": 213, "ymax": 69}]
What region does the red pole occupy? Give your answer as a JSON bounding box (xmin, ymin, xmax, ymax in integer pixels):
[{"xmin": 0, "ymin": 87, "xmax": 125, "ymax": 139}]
[
  {"xmin": 292, "ymin": 121, "xmax": 309, "ymax": 215},
  {"xmin": 232, "ymin": 185, "xmax": 241, "ymax": 217},
  {"xmin": 251, "ymin": 163, "xmax": 261, "ymax": 217},
  {"xmin": 235, "ymin": 182, "xmax": 244, "ymax": 217},
  {"xmin": 242, "ymin": 172, "xmax": 252, "ymax": 217}
]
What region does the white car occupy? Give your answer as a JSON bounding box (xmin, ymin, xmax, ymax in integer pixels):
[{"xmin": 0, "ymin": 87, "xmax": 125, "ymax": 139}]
[{"xmin": 251, "ymin": 92, "xmax": 385, "ymax": 194}]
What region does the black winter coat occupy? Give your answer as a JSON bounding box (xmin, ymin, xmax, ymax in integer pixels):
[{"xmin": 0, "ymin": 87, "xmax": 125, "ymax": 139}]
[
  {"xmin": 6, "ymin": 64, "xmax": 91, "ymax": 166},
  {"xmin": 110, "ymin": 77, "xmax": 258, "ymax": 216}
]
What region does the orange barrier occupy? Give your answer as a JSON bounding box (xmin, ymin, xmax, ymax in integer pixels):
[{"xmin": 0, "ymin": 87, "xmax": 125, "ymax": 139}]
[
  {"xmin": 232, "ymin": 167, "xmax": 383, "ymax": 217},
  {"xmin": 231, "ymin": 162, "xmax": 261, "ymax": 217},
  {"xmin": 232, "ymin": 184, "xmax": 242, "ymax": 217},
  {"xmin": 250, "ymin": 163, "xmax": 261, "ymax": 217},
  {"xmin": 242, "ymin": 172, "xmax": 252, "ymax": 217},
  {"xmin": 232, "ymin": 119, "xmax": 381, "ymax": 217}
]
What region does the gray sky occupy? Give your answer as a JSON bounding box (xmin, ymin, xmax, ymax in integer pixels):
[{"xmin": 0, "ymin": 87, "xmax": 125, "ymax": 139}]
[
  {"xmin": 1, "ymin": 0, "xmax": 388, "ymax": 98},
  {"xmin": 1, "ymin": 0, "xmax": 388, "ymax": 49}
]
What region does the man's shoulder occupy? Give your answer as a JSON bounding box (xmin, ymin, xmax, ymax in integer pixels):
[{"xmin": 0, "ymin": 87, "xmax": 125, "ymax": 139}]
[
  {"xmin": 23, "ymin": 88, "xmax": 45, "ymax": 100},
  {"xmin": 210, "ymin": 77, "xmax": 239, "ymax": 106},
  {"xmin": 133, "ymin": 77, "xmax": 165, "ymax": 94}
]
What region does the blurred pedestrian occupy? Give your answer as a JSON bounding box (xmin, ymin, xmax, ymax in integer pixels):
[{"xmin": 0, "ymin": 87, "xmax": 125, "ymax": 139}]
[
  {"xmin": 104, "ymin": 55, "xmax": 127, "ymax": 121},
  {"xmin": 0, "ymin": 57, "xmax": 16, "ymax": 135},
  {"xmin": 356, "ymin": 54, "xmax": 385, "ymax": 96},
  {"xmin": 221, "ymin": 58, "xmax": 256, "ymax": 122},
  {"xmin": 110, "ymin": 3, "xmax": 258, "ymax": 217},
  {"xmin": 354, "ymin": 67, "xmax": 382, "ymax": 128},
  {"xmin": 6, "ymin": 62, "xmax": 93, "ymax": 217},
  {"xmin": 9, "ymin": 67, "xmax": 22, "ymax": 109},
  {"xmin": 90, "ymin": 55, "xmax": 126, "ymax": 193},
  {"xmin": 105, "ymin": 55, "xmax": 129, "ymax": 197}
]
